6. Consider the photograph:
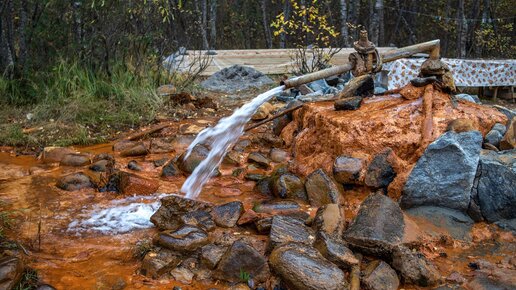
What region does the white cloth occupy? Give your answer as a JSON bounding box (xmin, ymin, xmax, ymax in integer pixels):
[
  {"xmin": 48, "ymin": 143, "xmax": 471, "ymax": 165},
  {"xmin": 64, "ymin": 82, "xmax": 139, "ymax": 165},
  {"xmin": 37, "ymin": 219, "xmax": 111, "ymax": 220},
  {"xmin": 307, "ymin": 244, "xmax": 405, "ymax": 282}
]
[{"xmin": 384, "ymin": 58, "xmax": 516, "ymax": 90}]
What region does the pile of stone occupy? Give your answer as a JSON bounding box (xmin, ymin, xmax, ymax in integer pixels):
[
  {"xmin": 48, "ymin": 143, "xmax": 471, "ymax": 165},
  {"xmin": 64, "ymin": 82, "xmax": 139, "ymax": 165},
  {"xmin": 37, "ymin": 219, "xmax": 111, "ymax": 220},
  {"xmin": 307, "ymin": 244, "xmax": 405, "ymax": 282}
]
[{"xmin": 201, "ymin": 65, "xmax": 273, "ymax": 94}]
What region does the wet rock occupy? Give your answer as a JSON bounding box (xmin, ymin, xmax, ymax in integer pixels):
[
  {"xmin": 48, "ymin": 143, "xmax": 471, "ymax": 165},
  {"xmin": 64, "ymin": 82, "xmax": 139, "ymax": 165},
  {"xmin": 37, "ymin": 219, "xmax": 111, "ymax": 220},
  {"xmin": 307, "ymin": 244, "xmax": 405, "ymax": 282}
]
[
  {"xmin": 140, "ymin": 249, "xmax": 182, "ymax": 278},
  {"xmin": 89, "ymin": 159, "xmax": 110, "ymax": 172},
  {"xmin": 223, "ymin": 150, "xmax": 244, "ymax": 165},
  {"xmin": 41, "ymin": 146, "xmax": 75, "ymax": 163},
  {"xmin": 245, "ymin": 173, "xmax": 267, "ymax": 181},
  {"xmin": 313, "ymin": 204, "xmax": 345, "ymax": 239},
  {"xmin": 178, "ymin": 144, "xmax": 210, "ymax": 174},
  {"xmin": 253, "ymin": 200, "xmax": 301, "ymax": 215},
  {"xmin": 269, "ymin": 148, "xmax": 289, "ymax": 163},
  {"xmin": 252, "ymin": 102, "xmax": 273, "ymax": 120},
  {"xmin": 211, "ymin": 201, "xmax": 244, "ymax": 228},
  {"xmin": 56, "ymin": 172, "xmax": 94, "ymax": 191},
  {"xmin": 255, "ymin": 217, "xmax": 273, "ymax": 234},
  {"xmin": 455, "ymin": 93, "xmax": 480, "ymax": 104},
  {"xmin": 405, "ymin": 206, "xmax": 473, "ymax": 241},
  {"xmin": 268, "ymin": 215, "xmax": 315, "ymax": 251},
  {"xmin": 93, "ymin": 153, "xmax": 114, "ymax": 162},
  {"xmin": 334, "ymin": 96, "xmax": 363, "ymax": 111},
  {"xmin": 120, "ymin": 143, "xmax": 148, "ymax": 157},
  {"xmin": 214, "ymin": 240, "xmax": 269, "ymax": 282},
  {"xmin": 247, "ymin": 152, "xmax": 271, "ymax": 169},
  {"xmin": 500, "ymin": 117, "xmax": 515, "ymax": 150},
  {"xmin": 60, "ymin": 153, "xmax": 91, "ymax": 166},
  {"xmin": 201, "ymin": 244, "xmax": 227, "ymax": 269},
  {"xmin": 149, "ymin": 138, "xmax": 174, "ymax": 154},
  {"xmin": 474, "ymin": 149, "xmax": 516, "ymax": 222},
  {"xmin": 485, "ymin": 131, "xmax": 503, "ymax": 148},
  {"xmin": 365, "ymin": 148, "xmax": 396, "ymax": 189},
  {"xmin": 153, "ymin": 158, "xmax": 168, "ymax": 167},
  {"xmin": 273, "ymin": 115, "xmax": 291, "ymax": 136},
  {"xmin": 119, "ymin": 172, "xmax": 159, "ymax": 195},
  {"xmin": 254, "ymin": 177, "xmax": 273, "ymax": 195},
  {"xmin": 446, "ymin": 272, "xmax": 467, "ymax": 284},
  {"xmin": 151, "ymin": 195, "xmax": 212, "ymax": 231},
  {"xmin": 180, "ymin": 210, "xmax": 216, "ymax": 231},
  {"xmin": 96, "ymin": 275, "xmax": 126, "ymax": 290},
  {"xmin": 494, "ymin": 218, "xmax": 516, "ymax": 233},
  {"xmin": 313, "ymin": 235, "xmax": 358, "ymax": 269},
  {"xmin": 155, "ymin": 225, "xmax": 209, "ymax": 252},
  {"xmin": 127, "ymin": 160, "xmax": 142, "ymax": 171},
  {"xmin": 269, "ymin": 243, "xmax": 347, "ymax": 290},
  {"xmin": 343, "ymin": 193, "xmax": 404, "ymax": 256},
  {"xmin": 362, "ymin": 260, "xmax": 400, "ymax": 290},
  {"xmin": 0, "ymin": 256, "xmax": 24, "ymax": 290},
  {"xmin": 170, "ymin": 267, "xmax": 194, "ymax": 284},
  {"xmin": 401, "ymin": 131, "xmax": 483, "ymax": 212},
  {"xmin": 271, "ymin": 173, "xmax": 307, "ymax": 201},
  {"xmin": 304, "ymin": 169, "xmax": 342, "ymax": 207},
  {"xmin": 201, "ymin": 65, "xmax": 273, "ymax": 93},
  {"xmin": 237, "ymin": 209, "xmax": 260, "ymax": 225},
  {"xmin": 333, "ymin": 156, "xmax": 364, "ymax": 185},
  {"xmin": 161, "ymin": 160, "xmax": 181, "ymax": 178},
  {"xmin": 391, "ymin": 246, "xmax": 440, "ymax": 287},
  {"xmin": 233, "ymin": 139, "xmax": 251, "ymax": 152}
]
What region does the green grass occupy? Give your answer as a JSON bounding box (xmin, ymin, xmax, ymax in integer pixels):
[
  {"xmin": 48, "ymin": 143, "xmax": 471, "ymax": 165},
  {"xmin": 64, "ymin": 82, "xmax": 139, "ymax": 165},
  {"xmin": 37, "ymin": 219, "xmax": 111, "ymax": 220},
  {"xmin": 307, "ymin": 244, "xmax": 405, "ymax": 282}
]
[
  {"xmin": 15, "ymin": 268, "xmax": 39, "ymax": 290},
  {"xmin": 0, "ymin": 59, "xmax": 175, "ymax": 148}
]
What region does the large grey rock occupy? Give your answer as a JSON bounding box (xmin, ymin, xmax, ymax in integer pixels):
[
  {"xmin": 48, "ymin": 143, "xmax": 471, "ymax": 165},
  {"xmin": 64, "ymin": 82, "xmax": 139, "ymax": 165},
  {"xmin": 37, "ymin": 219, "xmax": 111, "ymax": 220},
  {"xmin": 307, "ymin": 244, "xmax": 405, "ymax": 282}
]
[
  {"xmin": 140, "ymin": 249, "xmax": 182, "ymax": 278},
  {"xmin": 401, "ymin": 131, "xmax": 483, "ymax": 212},
  {"xmin": 365, "ymin": 148, "xmax": 396, "ymax": 189},
  {"xmin": 473, "ymin": 149, "xmax": 516, "ymax": 222},
  {"xmin": 362, "ymin": 260, "xmax": 400, "ymax": 290},
  {"xmin": 155, "ymin": 225, "xmax": 209, "ymax": 252},
  {"xmin": 214, "ymin": 240, "xmax": 269, "ymax": 282},
  {"xmin": 344, "ymin": 193, "xmax": 404, "ymax": 256},
  {"xmin": 269, "ymin": 243, "xmax": 348, "ymax": 290},
  {"xmin": 271, "ymin": 173, "xmax": 307, "ymax": 201},
  {"xmin": 484, "ymin": 130, "xmax": 503, "ymax": 147},
  {"xmin": 333, "ymin": 156, "xmax": 364, "ymax": 185},
  {"xmin": 314, "ymin": 235, "xmax": 358, "ymax": 269},
  {"xmin": 211, "ymin": 201, "xmax": 244, "ymax": 228},
  {"xmin": 268, "ymin": 215, "xmax": 315, "ymax": 251},
  {"xmin": 201, "ymin": 244, "xmax": 227, "ymax": 269},
  {"xmin": 180, "ymin": 210, "xmax": 216, "ymax": 231},
  {"xmin": 201, "ymin": 65, "xmax": 273, "ymax": 93},
  {"xmin": 313, "ymin": 204, "xmax": 345, "ymax": 239},
  {"xmin": 178, "ymin": 144, "xmax": 210, "ymax": 174},
  {"xmin": 150, "ymin": 195, "xmax": 212, "ymax": 231},
  {"xmin": 305, "ymin": 169, "xmax": 342, "ymax": 207},
  {"xmin": 391, "ymin": 246, "xmax": 440, "ymax": 287},
  {"xmin": 405, "ymin": 206, "xmax": 474, "ymax": 241},
  {"xmin": 455, "ymin": 93, "xmax": 480, "ymax": 104},
  {"xmin": 56, "ymin": 172, "xmax": 94, "ymax": 191}
]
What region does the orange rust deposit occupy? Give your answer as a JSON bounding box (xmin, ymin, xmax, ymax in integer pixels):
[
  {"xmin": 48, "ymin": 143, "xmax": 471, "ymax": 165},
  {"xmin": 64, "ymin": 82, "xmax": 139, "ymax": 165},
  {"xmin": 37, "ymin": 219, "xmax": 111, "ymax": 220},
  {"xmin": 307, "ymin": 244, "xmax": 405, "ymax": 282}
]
[
  {"xmin": 286, "ymin": 88, "xmax": 507, "ymax": 196},
  {"xmin": 0, "ymin": 82, "xmax": 513, "ymax": 289}
]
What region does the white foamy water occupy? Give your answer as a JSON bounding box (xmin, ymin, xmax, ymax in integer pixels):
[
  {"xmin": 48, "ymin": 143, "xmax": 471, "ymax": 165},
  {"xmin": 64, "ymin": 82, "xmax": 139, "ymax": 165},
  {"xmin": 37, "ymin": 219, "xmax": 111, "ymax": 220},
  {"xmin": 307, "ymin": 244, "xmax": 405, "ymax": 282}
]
[
  {"xmin": 181, "ymin": 85, "xmax": 286, "ymax": 199},
  {"xmin": 68, "ymin": 194, "xmax": 169, "ymax": 235}
]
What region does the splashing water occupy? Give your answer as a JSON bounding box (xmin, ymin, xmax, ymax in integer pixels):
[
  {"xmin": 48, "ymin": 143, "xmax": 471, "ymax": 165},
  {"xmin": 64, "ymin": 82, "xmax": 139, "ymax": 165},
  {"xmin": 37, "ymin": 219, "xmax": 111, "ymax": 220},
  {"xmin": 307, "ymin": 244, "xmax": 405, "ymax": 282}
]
[{"xmin": 181, "ymin": 85, "xmax": 286, "ymax": 198}]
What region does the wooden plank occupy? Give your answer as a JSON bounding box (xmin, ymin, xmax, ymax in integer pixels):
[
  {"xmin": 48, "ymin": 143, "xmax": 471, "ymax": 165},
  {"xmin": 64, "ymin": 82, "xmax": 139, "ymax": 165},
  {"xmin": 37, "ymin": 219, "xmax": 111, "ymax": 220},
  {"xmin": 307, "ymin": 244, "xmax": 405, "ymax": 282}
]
[{"xmin": 172, "ymin": 47, "xmax": 395, "ymax": 76}]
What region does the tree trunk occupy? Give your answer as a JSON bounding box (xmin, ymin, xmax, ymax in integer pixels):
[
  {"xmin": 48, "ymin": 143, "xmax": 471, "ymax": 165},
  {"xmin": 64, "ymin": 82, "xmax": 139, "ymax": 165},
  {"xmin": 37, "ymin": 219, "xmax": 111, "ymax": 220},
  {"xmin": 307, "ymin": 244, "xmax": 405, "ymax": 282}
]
[
  {"xmin": 442, "ymin": 0, "xmax": 452, "ymax": 56},
  {"xmin": 209, "ymin": 0, "xmax": 217, "ymax": 49},
  {"xmin": 279, "ymin": 0, "xmax": 290, "ymax": 48},
  {"xmin": 456, "ymin": 0, "xmax": 467, "ymax": 58},
  {"xmin": 469, "ymin": 0, "xmax": 480, "ymax": 57},
  {"xmin": 16, "ymin": 0, "xmax": 28, "ymax": 76},
  {"xmin": 71, "ymin": 1, "xmax": 82, "ymax": 49},
  {"xmin": 376, "ymin": 0, "xmax": 384, "ymax": 45},
  {"xmin": 339, "ymin": 0, "xmax": 349, "ymax": 47},
  {"xmin": 482, "ymin": 0, "xmax": 491, "ymax": 23},
  {"xmin": 200, "ymin": 0, "xmax": 209, "ymax": 50},
  {"xmin": 350, "ymin": 0, "xmax": 361, "ymax": 40},
  {"xmin": 261, "ymin": 0, "xmax": 272, "ymax": 48},
  {"xmin": 370, "ymin": 5, "xmax": 378, "ymax": 44}
]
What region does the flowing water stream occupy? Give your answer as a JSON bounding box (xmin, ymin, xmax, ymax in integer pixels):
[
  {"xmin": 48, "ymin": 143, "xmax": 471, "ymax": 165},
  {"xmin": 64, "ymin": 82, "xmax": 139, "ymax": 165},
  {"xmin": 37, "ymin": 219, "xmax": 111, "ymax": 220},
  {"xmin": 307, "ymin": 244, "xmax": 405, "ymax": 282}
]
[{"xmin": 181, "ymin": 85, "xmax": 285, "ymax": 198}]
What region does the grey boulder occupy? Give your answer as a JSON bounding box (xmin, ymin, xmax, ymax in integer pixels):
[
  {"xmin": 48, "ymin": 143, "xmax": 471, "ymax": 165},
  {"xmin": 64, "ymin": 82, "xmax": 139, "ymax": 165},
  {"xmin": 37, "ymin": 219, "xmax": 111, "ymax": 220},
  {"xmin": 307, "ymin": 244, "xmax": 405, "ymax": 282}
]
[{"xmin": 401, "ymin": 131, "xmax": 483, "ymax": 212}]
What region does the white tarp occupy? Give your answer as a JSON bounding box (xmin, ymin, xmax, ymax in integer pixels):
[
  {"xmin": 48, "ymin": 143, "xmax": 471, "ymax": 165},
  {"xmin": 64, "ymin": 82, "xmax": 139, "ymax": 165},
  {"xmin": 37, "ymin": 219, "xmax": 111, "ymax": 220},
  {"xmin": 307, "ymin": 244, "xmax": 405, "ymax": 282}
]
[{"xmin": 384, "ymin": 58, "xmax": 516, "ymax": 90}]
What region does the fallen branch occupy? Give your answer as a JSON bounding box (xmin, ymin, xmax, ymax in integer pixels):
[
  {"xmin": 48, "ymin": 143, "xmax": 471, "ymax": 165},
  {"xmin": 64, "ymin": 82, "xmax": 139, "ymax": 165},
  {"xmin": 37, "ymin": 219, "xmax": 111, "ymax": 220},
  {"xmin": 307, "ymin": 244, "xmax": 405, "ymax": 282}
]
[
  {"xmin": 119, "ymin": 123, "xmax": 174, "ymax": 141},
  {"xmin": 244, "ymin": 103, "xmax": 305, "ymax": 132}
]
